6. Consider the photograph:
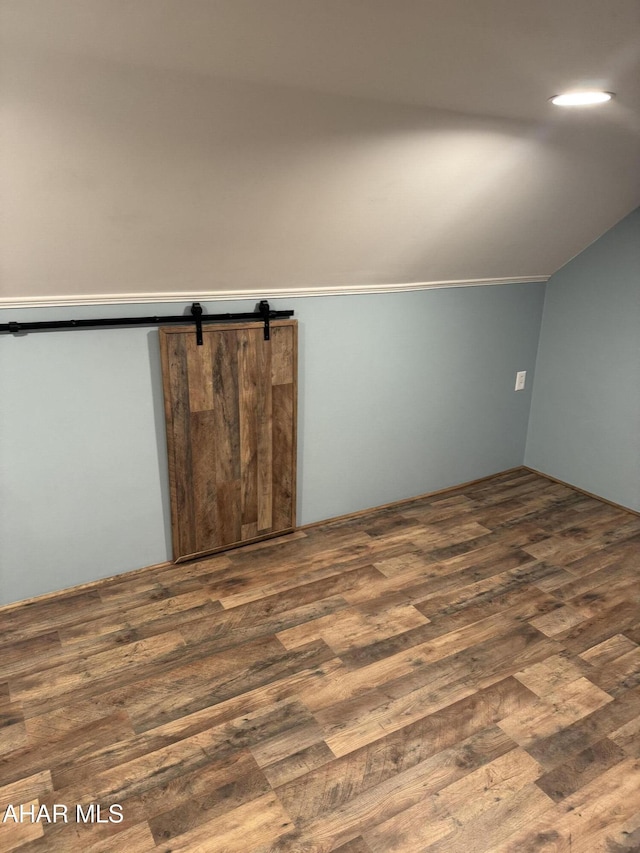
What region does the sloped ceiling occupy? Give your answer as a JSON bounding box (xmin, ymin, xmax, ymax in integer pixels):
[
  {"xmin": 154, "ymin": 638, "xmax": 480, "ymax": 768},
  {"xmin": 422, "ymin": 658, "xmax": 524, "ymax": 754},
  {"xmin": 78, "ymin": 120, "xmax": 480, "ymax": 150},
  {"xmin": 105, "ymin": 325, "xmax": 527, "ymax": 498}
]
[{"xmin": 1, "ymin": 0, "xmax": 639, "ymax": 305}]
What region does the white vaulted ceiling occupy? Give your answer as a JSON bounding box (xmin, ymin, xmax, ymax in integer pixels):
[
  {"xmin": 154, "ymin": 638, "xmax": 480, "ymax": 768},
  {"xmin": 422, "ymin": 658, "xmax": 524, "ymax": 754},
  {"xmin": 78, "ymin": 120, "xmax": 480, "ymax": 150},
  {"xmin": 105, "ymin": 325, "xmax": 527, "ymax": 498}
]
[{"xmin": 1, "ymin": 0, "xmax": 639, "ymax": 304}]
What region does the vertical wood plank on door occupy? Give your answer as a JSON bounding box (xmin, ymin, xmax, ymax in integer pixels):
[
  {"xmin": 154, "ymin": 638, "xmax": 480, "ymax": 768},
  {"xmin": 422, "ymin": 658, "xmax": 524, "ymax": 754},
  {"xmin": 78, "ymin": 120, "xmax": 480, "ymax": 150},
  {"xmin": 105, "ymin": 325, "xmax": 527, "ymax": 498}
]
[
  {"xmin": 190, "ymin": 410, "xmax": 217, "ymax": 553},
  {"xmin": 272, "ymin": 382, "xmax": 295, "ymax": 532},
  {"xmin": 186, "ymin": 332, "xmax": 218, "ymax": 554},
  {"xmin": 257, "ymin": 333, "xmax": 273, "ymax": 533},
  {"xmin": 239, "ymin": 329, "xmax": 259, "ymax": 540},
  {"xmin": 160, "ymin": 320, "xmax": 297, "ymax": 562},
  {"xmin": 272, "ymin": 324, "xmax": 297, "ymax": 532},
  {"xmin": 271, "ymin": 325, "xmax": 294, "ymax": 385},
  {"xmin": 212, "ymin": 330, "xmax": 241, "ymax": 549},
  {"xmin": 160, "ymin": 331, "xmax": 196, "ymax": 559},
  {"xmin": 186, "ymin": 332, "xmax": 214, "ymax": 413}
]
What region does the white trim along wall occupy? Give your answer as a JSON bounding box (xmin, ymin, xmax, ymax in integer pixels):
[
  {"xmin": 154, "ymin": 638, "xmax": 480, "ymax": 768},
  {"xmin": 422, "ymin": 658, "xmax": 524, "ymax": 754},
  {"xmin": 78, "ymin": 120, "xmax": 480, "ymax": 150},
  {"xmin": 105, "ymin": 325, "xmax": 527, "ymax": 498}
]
[{"xmin": 0, "ymin": 277, "xmax": 549, "ymax": 310}]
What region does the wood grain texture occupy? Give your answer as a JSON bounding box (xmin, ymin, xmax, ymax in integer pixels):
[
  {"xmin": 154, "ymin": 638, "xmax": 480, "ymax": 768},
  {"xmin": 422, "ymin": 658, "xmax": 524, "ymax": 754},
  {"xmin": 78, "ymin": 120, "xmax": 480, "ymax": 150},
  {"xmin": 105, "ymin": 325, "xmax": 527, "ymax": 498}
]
[
  {"xmin": 160, "ymin": 321, "xmax": 297, "ymax": 562},
  {"xmin": 1, "ymin": 469, "xmax": 639, "ymax": 851},
  {"xmin": 160, "ymin": 331, "xmax": 196, "ymax": 558}
]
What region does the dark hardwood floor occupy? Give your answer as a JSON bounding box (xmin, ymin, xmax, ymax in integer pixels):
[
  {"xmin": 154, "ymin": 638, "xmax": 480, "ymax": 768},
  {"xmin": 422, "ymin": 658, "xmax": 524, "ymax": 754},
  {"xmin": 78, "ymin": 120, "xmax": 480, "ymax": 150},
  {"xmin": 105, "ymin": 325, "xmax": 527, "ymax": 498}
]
[{"xmin": 1, "ymin": 468, "xmax": 639, "ymax": 852}]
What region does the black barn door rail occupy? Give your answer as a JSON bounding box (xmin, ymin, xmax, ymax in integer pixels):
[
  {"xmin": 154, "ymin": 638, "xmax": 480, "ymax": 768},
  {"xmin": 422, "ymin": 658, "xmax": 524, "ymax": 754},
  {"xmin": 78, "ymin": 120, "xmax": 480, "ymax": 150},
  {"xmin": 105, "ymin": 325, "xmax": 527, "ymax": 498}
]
[{"xmin": 0, "ymin": 300, "xmax": 293, "ymax": 344}]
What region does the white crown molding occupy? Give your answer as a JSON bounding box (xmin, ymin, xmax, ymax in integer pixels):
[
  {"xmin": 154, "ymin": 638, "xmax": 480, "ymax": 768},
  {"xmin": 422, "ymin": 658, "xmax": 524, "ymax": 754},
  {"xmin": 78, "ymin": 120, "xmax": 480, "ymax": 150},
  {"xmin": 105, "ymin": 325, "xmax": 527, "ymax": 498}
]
[{"xmin": 0, "ymin": 276, "xmax": 549, "ymax": 309}]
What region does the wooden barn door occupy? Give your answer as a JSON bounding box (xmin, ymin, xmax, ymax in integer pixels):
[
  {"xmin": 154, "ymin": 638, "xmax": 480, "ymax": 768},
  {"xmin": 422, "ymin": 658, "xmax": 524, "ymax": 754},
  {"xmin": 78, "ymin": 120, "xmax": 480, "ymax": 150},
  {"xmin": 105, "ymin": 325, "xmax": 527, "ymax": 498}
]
[{"xmin": 159, "ymin": 320, "xmax": 297, "ymax": 562}]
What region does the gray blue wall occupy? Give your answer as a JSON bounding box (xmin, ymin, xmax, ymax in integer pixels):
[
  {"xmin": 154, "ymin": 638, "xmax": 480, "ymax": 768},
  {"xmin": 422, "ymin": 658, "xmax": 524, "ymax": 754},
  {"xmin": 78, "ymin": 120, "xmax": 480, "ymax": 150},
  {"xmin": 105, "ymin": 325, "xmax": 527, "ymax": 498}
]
[
  {"xmin": 0, "ymin": 283, "xmax": 545, "ymax": 605},
  {"xmin": 525, "ymin": 208, "xmax": 640, "ymax": 512}
]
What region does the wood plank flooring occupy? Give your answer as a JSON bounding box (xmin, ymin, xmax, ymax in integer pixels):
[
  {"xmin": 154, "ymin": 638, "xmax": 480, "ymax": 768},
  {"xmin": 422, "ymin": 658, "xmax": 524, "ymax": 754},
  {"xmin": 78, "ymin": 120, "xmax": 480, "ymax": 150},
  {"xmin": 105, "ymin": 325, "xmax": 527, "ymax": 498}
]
[{"xmin": 1, "ymin": 468, "xmax": 640, "ymax": 852}]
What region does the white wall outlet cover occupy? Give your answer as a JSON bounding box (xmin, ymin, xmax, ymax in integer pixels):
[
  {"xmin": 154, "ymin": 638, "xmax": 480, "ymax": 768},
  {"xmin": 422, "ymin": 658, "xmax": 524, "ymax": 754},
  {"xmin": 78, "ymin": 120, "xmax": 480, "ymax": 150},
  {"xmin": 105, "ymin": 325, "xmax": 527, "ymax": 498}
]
[{"xmin": 515, "ymin": 371, "xmax": 527, "ymax": 391}]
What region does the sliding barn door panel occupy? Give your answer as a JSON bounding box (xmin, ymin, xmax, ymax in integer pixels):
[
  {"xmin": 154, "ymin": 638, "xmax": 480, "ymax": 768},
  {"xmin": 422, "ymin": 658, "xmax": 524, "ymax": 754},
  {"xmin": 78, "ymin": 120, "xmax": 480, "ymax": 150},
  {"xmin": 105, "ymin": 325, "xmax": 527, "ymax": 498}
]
[{"xmin": 160, "ymin": 320, "xmax": 297, "ymax": 562}]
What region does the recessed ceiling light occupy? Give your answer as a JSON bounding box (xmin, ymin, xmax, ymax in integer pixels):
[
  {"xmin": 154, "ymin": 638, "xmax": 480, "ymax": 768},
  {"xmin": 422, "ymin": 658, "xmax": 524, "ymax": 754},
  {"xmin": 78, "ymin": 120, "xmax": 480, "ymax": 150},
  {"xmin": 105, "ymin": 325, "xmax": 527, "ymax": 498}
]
[{"xmin": 550, "ymin": 91, "xmax": 614, "ymax": 106}]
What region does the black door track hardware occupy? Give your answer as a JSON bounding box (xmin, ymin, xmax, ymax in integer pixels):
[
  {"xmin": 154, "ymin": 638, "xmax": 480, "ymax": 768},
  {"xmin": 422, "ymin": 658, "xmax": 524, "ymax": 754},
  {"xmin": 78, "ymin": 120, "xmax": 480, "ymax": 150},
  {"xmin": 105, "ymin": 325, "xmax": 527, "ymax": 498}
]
[{"xmin": 0, "ymin": 301, "xmax": 293, "ymax": 345}]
